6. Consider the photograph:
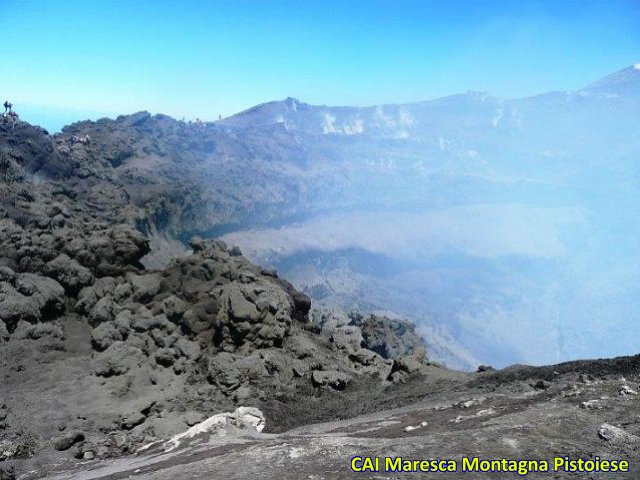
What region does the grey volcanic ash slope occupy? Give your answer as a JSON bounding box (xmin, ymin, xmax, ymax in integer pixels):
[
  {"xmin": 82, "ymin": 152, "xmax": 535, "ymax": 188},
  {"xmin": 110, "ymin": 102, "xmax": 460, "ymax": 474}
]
[{"xmin": 0, "ymin": 116, "xmax": 442, "ymax": 478}]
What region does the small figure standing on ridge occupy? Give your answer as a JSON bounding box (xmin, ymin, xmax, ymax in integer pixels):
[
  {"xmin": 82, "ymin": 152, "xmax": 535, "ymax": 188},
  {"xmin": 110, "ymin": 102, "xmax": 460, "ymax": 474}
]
[{"xmin": 3, "ymin": 101, "xmax": 12, "ymax": 114}]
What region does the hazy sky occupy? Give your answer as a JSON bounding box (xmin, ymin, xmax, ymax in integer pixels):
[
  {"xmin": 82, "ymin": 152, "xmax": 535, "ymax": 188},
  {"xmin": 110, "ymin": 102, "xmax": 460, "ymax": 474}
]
[{"xmin": 1, "ymin": 0, "xmax": 639, "ymax": 130}]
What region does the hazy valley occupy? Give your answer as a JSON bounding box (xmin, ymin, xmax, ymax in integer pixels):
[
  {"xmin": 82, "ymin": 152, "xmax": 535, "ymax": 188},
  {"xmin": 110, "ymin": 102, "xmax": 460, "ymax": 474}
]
[{"xmin": 218, "ymin": 65, "xmax": 640, "ymax": 369}]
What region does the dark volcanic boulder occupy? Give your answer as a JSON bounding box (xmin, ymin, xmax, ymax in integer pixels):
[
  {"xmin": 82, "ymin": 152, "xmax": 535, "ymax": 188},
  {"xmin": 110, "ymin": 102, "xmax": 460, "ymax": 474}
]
[
  {"xmin": 349, "ymin": 313, "xmax": 427, "ymax": 361},
  {"xmin": 0, "ymin": 268, "xmax": 65, "ymax": 331},
  {"xmin": 91, "ymin": 225, "xmax": 150, "ymax": 275},
  {"xmin": 44, "ymin": 253, "xmax": 94, "ymax": 294},
  {"xmin": 311, "ymin": 370, "xmax": 351, "ymax": 390},
  {"xmin": 75, "ymin": 277, "xmax": 119, "ymax": 314},
  {"xmin": 215, "ymin": 281, "xmax": 293, "ymax": 350},
  {"xmin": 53, "ymin": 432, "xmax": 85, "ymax": 451},
  {"xmin": 0, "ymin": 320, "xmax": 9, "ymax": 342},
  {"xmin": 91, "ymin": 322, "xmax": 123, "ymax": 351},
  {"xmin": 128, "ymin": 272, "xmax": 161, "ymax": 303},
  {"xmin": 162, "ymin": 238, "xmax": 311, "ymax": 351},
  {"xmin": 91, "ymin": 342, "xmax": 145, "ymax": 377}
]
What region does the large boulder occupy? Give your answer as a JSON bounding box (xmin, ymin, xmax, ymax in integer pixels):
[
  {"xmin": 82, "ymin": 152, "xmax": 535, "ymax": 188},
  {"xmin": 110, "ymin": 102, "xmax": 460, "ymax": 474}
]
[
  {"xmin": 215, "ymin": 282, "xmax": 293, "ymax": 350},
  {"xmin": 128, "ymin": 272, "xmax": 161, "ymax": 303},
  {"xmin": 61, "ymin": 225, "xmax": 150, "ymax": 276},
  {"xmin": 329, "ymin": 325, "xmax": 364, "ymax": 354},
  {"xmin": 12, "ymin": 321, "xmax": 64, "ymax": 341},
  {"xmin": 175, "ymin": 338, "xmax": 201, "ymax": 361},
  {"xmin": 91, "ymin": 322, "xmax": 123, "ymax": 351},
  {"xmin": 0, "ymin": 320, "xmax": 9, "ymax": 341},
  {"xmin": 88, "ymin": 296, "xmax": 117, "ymax": 326},
  {"xmin": 44, "ymin": 253, "xmax": 94, "ymax": 294},
  {"xmin": 350, "ymin": 313, "xmax": 427, "ymax": 361},
  {"xmin": 91, "ymin": 341, "xmax": 145, "ymax": 377},
  {"xmin": 76, "ymin": 277, "xmax": 118, "ymax": 314},
  {"xmin": 53, "ymin": 432, "xmax": 84, "ymax": 452},
  {"xmin": 311, "ymin": 370, "xmax": 351, "ymax": 391},
  {"xmin": 160, "ymin": 239, "xmax": 310, "ymax": 352},
  {"xmin": 0, "ymin": 284, "xmax": 40, "ymax": 326},
  {"xmin": 0, "ymin": 269, "xmax": 65, "ymax": 331}
]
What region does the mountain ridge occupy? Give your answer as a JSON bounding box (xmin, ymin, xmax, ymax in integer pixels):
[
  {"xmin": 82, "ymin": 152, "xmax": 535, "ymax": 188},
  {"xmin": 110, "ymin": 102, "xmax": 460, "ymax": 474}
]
[
  {"xmin": 219, "ymin": 64, "xmax": 640, "ymax": 134},
  {"xmin": 2, "ymin": 63, "xmax": 640, "ymax": 478}
]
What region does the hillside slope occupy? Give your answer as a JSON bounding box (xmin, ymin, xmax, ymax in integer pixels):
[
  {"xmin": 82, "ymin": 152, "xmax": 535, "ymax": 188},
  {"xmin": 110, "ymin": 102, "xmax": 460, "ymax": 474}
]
[{"xmin": 0, "ymin": 116, "xmax": 440, "ymax": 479}]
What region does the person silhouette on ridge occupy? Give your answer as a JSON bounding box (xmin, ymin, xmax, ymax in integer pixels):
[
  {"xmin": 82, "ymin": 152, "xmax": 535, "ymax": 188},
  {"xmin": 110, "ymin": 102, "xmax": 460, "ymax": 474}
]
[{"xmin": 3, "ymin": 101, "xmax": 12, "ymax": 114}]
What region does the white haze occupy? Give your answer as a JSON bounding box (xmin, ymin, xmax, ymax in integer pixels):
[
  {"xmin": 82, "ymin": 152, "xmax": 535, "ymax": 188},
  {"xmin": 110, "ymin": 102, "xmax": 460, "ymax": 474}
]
[
  {"xmin": 223, "ymin": 206, "xmax": 583, "ymax": 261},
  {"xmin": 219, "ymin": 66, "xmax": 640, "ymax": 369}
]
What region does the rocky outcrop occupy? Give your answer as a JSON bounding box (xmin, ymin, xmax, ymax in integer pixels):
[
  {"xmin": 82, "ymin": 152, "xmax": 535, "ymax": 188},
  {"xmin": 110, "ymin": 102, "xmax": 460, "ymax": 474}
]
[
  {"xmin": 0, "ymin": 228, "xmax": 410, "ymax": 477},
  {"xmin": 313, "ymin": 310, "xmax": 430, "ymax": 376},
  {"xmin": 43, "ymin": 254, "xmax": 94, "ymax": 295},
  {"xmin": 0, "ymin": 115, "xmax": 413, "ymax": 478},
  {"xmin": 348, "ymin": 312, "xmax": 427, "ymax": 361},
  {"xmin": 0, "ymin": 267, "xmax": 65, "ymax": 331}
]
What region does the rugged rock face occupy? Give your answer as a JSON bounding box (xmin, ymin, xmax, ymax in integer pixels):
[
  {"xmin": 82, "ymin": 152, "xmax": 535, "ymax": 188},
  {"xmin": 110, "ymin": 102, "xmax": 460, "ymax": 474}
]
[
  {"xmin": 0, "ymin": 117, "xmax": 435, "ymax": 478},
  {"xmin": 0, "ymin": 225, "xmax": 425, "ymax": 477},
  {"xmin": 0, "ymin": 267, "xmax": 65, "ymax": 330},
  {"xmin": 348, "ymin": 312, "xmax": 427, "ymax": 361},
  {"xmin": 50, "ymin": 112, "xmax": 316, "ymax": 242}
]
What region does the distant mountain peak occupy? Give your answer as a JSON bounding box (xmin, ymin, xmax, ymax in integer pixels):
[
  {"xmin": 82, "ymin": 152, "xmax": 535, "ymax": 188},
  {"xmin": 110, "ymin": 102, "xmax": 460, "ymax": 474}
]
[
  {"xmin": 581, "ymin": 64, "xmax": 640, "ymax": 95},
  {"xmin": 284, "ymin": 97, "xmax": 301, "ymax": 107}
]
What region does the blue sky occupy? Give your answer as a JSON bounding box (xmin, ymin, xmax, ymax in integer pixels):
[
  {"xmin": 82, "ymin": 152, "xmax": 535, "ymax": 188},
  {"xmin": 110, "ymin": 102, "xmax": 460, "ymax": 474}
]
[{"xmin": 1, "ymin": 0, "xmax": 639, "ymax": 131}]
